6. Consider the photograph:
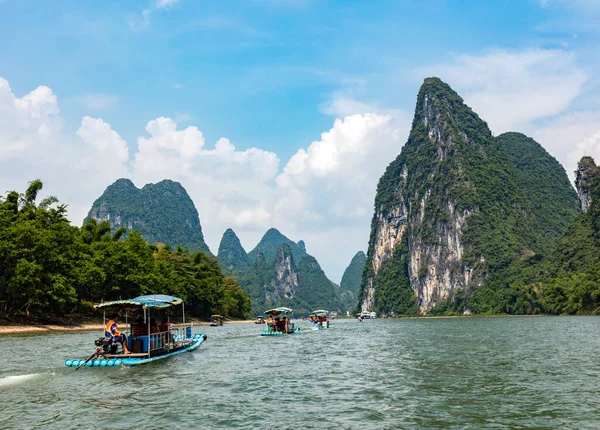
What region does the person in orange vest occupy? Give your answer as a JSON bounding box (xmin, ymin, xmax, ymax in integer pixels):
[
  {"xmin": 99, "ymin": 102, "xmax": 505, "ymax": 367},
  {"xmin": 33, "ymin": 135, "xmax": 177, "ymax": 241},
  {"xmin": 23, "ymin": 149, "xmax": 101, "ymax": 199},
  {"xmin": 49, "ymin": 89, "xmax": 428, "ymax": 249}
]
[{"xmin": 105, "ymin": 314, "xmax": 131, "ymax": 354}]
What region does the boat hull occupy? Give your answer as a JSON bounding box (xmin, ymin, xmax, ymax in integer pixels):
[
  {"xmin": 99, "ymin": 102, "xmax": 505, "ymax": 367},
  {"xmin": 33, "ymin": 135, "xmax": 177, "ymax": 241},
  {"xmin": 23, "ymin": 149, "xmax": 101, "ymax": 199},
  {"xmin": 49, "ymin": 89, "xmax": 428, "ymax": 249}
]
[
  {"xmin": 260, "ymin": 327, "xmax": 300, "ymax": 336},
  {"xmin": 65, "ymin": 334, "xmax": 207, "ymax": 368}
]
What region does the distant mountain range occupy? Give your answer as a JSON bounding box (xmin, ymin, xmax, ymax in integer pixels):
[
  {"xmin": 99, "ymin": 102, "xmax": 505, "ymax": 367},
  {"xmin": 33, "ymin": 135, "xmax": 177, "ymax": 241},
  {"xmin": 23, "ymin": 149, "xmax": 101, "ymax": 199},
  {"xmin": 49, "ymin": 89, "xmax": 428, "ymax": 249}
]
[
  {"xmin": 217, "ymin": 227, "xmax": 354, "ymax": 315},
  {"xmin": 86, "ymin": 180, "xmax": 363, "ymax": 315}
]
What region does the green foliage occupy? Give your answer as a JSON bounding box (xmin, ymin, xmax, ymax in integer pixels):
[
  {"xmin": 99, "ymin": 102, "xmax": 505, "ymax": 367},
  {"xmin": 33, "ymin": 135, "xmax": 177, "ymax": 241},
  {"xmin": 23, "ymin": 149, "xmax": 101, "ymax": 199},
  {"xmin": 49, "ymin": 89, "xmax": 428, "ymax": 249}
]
[
  {"xmin": 217, "ymin": 228, "xmax": 250, "ymax": 272},
  {"xmin": 536, "ymin": 164, "xmax": 600, "ymax": 315},
  {"xmin": 338, "ymin": 251, "xmax": 366, "ymax": 312},
  {"xmin": 370, "ymin": 234, "xmax": 419, "ymax": 316},
  {"xmin": 85, "ymin": 178, "xmax": 211, "ymax": 255},
  {"xmin": 0, "ymin": 181, "xmax": 250, "ymax": 320},
  {"xmin": 497, "ymin": 132, "xmax": 580, "ymax": 254}
]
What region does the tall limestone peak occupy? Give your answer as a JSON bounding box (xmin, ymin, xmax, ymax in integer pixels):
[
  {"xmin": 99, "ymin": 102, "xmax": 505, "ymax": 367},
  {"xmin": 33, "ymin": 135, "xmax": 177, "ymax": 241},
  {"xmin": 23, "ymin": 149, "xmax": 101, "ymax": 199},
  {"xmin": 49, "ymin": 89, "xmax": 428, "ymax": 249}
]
[
  {"xmin": 360, "ymin": 77, "xmax": 577, "ymax": 316},
  {"xmin": 86, "ymin": 178, "xmax": 211, "ymax": 254},
  {"xmin": 341, "ymin": 251, "xmax": 367, "ymax": 293},
  {"xmin": 247, "ymin": 228, "xmax": 307, "ymax": 264},
  {"xmin": 217, "ymin": 228, "xmax": 249, "ymax": 271},
  {"xmin": 575, "ymin": 156, "xmax": 598, "ymax": 212}
]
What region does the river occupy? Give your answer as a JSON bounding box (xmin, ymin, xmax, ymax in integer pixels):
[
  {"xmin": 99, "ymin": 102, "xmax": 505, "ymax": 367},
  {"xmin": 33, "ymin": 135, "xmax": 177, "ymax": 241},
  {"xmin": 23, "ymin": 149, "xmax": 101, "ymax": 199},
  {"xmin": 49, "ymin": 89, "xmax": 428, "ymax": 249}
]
[{"xmin": 1, "ymin": 316, "xmax": 599, "ymax": 429}]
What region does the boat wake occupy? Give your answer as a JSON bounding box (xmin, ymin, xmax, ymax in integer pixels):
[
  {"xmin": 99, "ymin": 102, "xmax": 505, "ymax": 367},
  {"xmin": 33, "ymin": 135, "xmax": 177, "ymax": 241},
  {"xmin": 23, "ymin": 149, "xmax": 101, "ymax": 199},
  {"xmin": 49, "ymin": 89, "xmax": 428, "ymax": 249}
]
[{"xmin": 0, "ymin": 373, "xmax": 42, "ymax": 387}]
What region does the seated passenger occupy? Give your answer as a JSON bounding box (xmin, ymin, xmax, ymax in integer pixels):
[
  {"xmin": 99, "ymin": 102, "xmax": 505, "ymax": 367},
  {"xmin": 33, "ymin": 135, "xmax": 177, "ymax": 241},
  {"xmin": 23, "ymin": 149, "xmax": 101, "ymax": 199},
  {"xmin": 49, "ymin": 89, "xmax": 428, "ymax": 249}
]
[{"xmin": 105, "ymin": 314, "xmax": 131, "ymax": 354}]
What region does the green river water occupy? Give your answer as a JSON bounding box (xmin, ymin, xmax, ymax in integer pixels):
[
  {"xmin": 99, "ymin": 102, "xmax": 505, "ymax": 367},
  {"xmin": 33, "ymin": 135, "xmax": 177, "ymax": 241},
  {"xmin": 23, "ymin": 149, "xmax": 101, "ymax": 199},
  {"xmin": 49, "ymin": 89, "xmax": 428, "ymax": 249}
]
[{"xmin": 1, "ymin": 316, "xmax": 599, "ymax": 429}]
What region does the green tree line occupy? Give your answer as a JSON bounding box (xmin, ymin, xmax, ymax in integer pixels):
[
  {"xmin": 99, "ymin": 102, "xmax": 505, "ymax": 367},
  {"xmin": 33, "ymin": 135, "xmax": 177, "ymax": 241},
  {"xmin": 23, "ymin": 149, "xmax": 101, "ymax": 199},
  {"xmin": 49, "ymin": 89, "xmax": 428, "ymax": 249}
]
[{"xmin": 0, "ymin": 180, "xmax": 251, "ymax": 320}]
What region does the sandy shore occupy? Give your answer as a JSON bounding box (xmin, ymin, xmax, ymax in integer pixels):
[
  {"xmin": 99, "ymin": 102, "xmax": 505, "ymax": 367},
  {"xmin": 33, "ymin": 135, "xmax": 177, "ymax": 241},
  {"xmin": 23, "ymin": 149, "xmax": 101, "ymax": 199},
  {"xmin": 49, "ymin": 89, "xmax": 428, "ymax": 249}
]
[
  {"xmin": 0, "ymin": 319, "xmax": 256, "ymax": 335},
  {"xmin": 0, "ymin": 323, "xmax": 105, "ymax": 335}
]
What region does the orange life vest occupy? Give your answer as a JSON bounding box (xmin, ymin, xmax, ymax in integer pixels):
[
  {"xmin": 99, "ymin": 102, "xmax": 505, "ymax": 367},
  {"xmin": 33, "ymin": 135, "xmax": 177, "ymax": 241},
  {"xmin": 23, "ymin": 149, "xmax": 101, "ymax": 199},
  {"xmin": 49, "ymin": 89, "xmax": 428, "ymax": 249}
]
[{"xmin": 105, "ymin": 320, "xmax": 119, "ymax": 337}]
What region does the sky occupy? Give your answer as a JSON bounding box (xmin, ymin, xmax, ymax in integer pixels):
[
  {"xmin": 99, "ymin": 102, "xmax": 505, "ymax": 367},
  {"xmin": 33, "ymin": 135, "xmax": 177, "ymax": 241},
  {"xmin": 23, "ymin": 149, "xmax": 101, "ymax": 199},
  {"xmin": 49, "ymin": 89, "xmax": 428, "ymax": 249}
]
[{"xmin": 1, "ymin": 0, "xmax": 600, "ymax": 283}]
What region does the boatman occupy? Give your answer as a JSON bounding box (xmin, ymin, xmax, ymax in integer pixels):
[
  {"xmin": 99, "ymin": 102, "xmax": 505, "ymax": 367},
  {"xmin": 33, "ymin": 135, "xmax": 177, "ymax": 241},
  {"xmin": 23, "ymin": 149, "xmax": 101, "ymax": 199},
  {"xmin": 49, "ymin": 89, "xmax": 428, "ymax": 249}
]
[{"xmin": 105, "ymin": 314, "xmax": 131, "ymax": 354}]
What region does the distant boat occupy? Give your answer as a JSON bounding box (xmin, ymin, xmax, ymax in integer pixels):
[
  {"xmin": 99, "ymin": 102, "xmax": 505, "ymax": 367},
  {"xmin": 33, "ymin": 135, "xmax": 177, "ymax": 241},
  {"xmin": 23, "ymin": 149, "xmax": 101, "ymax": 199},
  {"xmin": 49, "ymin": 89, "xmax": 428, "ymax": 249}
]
[
  {"xmin": 254, "ymin": 316, "xmax": 265, "ymax": 324},
  {"xmin": 357, "ymin": 311, "xmax": 376, "ymax": 321},
  {"xmin": 260, "ymin": 307, "xmax": 300, "ymax": 336},
  {"xmin": 209, "ymin": 314, "xmax": 224, "ymax": 326},
  {"xmin": 64, "ymin": 295, "xmax": 207, "ymax": 368},
  {"xmin": 309, "ymin": 310, "xmax": 330, "ymax": 329}
]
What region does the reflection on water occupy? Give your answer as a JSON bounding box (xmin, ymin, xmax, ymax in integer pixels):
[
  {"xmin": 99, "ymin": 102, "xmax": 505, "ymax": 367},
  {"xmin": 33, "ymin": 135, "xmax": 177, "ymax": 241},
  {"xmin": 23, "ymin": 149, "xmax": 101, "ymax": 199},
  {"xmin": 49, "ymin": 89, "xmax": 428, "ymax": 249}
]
[{"xmin": 1, "ymin": 317, "xmax": 600, "ymax": 429}]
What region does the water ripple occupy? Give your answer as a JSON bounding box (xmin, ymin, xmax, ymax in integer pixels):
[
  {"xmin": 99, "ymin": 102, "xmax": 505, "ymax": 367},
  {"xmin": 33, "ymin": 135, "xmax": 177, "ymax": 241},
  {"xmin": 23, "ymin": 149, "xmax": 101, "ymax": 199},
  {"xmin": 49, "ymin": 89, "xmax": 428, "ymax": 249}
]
[{"xmin": 1, "ymin": 317, "xmax": 600, "ymax": 428}]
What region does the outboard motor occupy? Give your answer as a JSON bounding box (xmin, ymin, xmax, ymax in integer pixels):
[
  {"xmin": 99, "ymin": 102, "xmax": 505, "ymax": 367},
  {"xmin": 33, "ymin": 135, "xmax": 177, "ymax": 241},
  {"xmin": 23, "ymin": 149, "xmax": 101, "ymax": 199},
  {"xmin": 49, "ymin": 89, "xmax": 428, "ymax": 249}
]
[{"xmin": 94, "ymin": 337, "xmax": 118, "ymax": 354}]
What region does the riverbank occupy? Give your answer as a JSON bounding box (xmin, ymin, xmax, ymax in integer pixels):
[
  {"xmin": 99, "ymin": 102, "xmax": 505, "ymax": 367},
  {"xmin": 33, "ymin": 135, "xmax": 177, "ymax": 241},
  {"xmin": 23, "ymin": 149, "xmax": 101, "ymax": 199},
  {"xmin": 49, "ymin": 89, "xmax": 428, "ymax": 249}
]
[{"xmin": 0, "ymin": 318, "xmax": 255, "ymax": 335}]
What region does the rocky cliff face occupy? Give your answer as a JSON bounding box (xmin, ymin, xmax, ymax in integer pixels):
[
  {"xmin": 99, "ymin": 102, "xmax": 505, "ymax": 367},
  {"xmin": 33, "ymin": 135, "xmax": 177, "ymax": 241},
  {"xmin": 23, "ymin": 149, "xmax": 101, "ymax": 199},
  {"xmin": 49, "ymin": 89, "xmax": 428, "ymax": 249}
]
[
  {"xmin": 360, "ymin": 77, "xmax": 578, "ymax": 316},
  {"xmin": 265, "ymin": 244, "xmax": 299, "ymax": 302},
  {"xmin": 575, "ymin": 157, "xmax": 598, "ymax": 212},
  {"xmin": 86, "ymin": 178, "xmax": 211, "ymax": 254}
]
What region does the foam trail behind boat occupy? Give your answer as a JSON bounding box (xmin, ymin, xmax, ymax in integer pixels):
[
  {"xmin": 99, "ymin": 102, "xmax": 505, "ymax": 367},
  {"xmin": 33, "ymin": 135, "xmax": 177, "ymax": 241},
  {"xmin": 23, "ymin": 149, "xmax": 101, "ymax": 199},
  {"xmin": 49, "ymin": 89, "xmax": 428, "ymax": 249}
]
[{"xmin": 0, "ymin": 374, "xmax": 41, "ymax": 388}]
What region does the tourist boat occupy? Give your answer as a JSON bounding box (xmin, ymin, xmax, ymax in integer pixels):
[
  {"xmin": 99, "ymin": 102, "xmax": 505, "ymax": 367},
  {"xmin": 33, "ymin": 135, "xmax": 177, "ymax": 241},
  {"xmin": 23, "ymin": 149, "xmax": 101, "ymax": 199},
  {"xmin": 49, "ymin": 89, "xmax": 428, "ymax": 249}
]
[
  {"xmin": 357, "ymin": 311, "xmax": 377, "ymax": 320},
  {"xmin": 254, "ymin": 316, "xmax": 265, "ymax": 324},
  {"xmin": 209, "ymin": 314, "xmax": 224, "ymax": 326},
  {"xmin": 260, "ymin": 307, "xmax": 300, "ymax": 336},
  {"xmin": 309, "ymin": 310, "xmax": 330, "ymax": 329},
  {"xmin": 64, "ymin": 294, "xmax": 207, "ymax": 368}
]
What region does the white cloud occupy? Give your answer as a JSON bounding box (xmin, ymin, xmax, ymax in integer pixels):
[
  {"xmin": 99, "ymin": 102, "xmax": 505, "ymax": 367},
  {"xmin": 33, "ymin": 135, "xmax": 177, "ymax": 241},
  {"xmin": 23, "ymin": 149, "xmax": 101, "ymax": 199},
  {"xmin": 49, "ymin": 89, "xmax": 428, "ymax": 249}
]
[
  {"xmin": 0, "ymin": 77, "xmax": 129, "ymax": 225},
  {"xmin": 172, "ymin": 83, "xmax": 185, "ymax": 89},
  {"xmin": 132, "ymin": 117, "xmax": 281, "ymax": 249},
  {"xmin": 272, "ymin": 112, "xmax": 410, "ymax": 277},
  {"xmin": 569, "ymin": 128, "xmax": 600, "ymax": 169},
  {"xmin": 77, "ymin": 116, "xmax": 129, "ymax": 163},
  {"xmin": 132, "ymin": 0, "xmax": 179, "ymax": 29},
  {"xmin": 419, "ymin": 49, "xmax": 587, "ymax": 133},
  {"xmin": 0, "ymin": 78, "xmax": 60, "ymax": 157},
  {"xmin": 156, "ymin": 0, "xmax": 178, "ymax": 8}
]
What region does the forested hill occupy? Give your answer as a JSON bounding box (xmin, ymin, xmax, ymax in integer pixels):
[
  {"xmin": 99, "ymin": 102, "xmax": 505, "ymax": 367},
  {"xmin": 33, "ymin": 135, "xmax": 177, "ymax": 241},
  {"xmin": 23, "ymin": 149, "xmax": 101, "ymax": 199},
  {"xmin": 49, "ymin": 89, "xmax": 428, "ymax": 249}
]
[
  {"xmin": 338, "ymin": 251, "xmax": 366, "ymax": 312},
  {"xmin": 217, "ymin": 228, "xmax": 250, "ymax": 272},
  {"xmin": 246, "ymin": 228, "xmax": 307, "ymax": 263},
  {"xmin": 497, "ymin": 132, "xmax": 580, "ymax": 253},
  {"xmin": 0, "ymin": 180, "xmax": 250, "ymax": 321},
  {"xmin": 359, "ymin": 77, "xmax": 581, "ymax": 317},
  {"xmin": 217, "ymin": 228, "xmax": 342, "ymax": 315},
  {"xmin": 86, "ymin": 178, "xmax": 211, "ymax": 254}
]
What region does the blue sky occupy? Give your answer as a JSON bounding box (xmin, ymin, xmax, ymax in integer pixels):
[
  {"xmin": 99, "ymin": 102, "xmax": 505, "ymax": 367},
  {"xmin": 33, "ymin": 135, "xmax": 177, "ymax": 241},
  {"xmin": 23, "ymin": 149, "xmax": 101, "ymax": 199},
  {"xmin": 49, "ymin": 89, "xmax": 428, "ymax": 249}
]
[{"xmin": 1, "ymin": 0, "xmax": 600, "ymax": 281}]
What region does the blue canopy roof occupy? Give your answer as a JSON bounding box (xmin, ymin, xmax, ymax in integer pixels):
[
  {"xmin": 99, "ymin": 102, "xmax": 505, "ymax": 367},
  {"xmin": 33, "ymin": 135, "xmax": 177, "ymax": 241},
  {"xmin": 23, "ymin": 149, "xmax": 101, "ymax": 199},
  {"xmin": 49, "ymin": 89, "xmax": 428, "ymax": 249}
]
[
  {"xmin": 264, "ymin": 307, "xmax": 293, "ymax": 315},
  {"xmin": 95, "ymin": 294, "xmax": 183, "ymax": 309}
]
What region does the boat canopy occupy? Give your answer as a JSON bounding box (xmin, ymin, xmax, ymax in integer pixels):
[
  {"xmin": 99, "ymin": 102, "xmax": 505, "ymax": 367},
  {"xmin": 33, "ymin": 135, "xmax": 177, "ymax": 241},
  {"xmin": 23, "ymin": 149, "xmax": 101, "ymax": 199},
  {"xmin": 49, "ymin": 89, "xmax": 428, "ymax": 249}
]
[
  {"xmin": 310, "ymin": 310, "xmax": 328, "ymax": 316},
  {"xmin": 211, "ymin": 315, "xmax": 224, "ymax": 319},
  {"xmin": 264, "ymin": 307, "xmax": 293, "ymax": 316},
  {"xmin": 95, "ymin": 294, "xmax": 183, "ymax": 310}
]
